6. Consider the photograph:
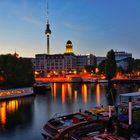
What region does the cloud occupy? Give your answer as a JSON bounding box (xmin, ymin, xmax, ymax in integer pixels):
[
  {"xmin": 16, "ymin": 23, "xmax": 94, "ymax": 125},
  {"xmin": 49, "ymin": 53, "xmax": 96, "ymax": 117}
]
[
  {"xmin": 63, "ymin": 21, "xmax": 94, "ymax": 33},
  {"xmin": 20, "ymin": 16, "xmax": 41, "ymax": 26}
]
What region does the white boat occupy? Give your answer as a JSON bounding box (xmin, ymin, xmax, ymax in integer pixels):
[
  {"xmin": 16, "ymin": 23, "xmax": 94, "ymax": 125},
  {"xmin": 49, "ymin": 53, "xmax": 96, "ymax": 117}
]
[
  {"xmin": 117, "ymin": 92, "xmax": 140, "ymax": 138},
  {"xmin": 33, "ymin": 81, "xmax": 51, "ymax": 93},
  {"xmin": 97, "ymin": 79, "xmax": 108, "ymax": 83},
  {"xmin": 82, "ymin": 78, "xmax": 96, "ymax": 83}
]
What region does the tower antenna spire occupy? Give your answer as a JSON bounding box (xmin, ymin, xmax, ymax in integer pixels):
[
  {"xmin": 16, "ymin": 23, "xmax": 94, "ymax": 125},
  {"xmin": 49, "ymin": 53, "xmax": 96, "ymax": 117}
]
[
  {"xmin": 45, "ymin": 0, "xmax": 51, "ymax": 54},
  {"xmin": 47, "ymin": 0, "xmax": 49, "ymax": 23}
]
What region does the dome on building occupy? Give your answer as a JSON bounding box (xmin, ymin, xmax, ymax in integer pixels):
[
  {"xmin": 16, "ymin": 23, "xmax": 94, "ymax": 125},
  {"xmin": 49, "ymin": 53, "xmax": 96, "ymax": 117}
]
[
  {"xmin": 65, "ymin": 40, "xmax": 73, "ymax": 54},
  {"xmin": 66, "ymin": 40, "xmax": 72, "ymax": 45}
]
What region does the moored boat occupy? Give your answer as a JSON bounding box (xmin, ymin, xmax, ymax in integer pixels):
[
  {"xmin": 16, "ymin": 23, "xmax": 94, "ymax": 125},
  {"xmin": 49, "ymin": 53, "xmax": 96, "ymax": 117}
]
[
  {"xmin": 116, "ymin": 92, "xmax": 140, "ymax": 138},
  {"xmin": 42, "ymin": 112, "xmax": 99, "ymax": 140},
  {"xmin": 82, "ymin": 78, "xmax": 96, "ymax": 83},
  {"xmin": 71, "ymin": 129, "xmax": 126, "ymax": 140},
  {"xmin": 33, "ymin": 81, "xmax": 51, "ymax": 93},
  {"xmin": 42, "ymin": 106, "xmax": 116, "ymax": 140},
  {"xmin": 41, "ymin": 92, "xmax": 140, "ymax": 140}
]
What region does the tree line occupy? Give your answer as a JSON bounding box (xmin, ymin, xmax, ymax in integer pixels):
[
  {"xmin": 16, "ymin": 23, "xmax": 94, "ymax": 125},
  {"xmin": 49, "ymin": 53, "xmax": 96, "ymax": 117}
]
[
  {"xmin": 0, "ymin": 54, "xmax": 34, "ymax": 88},
  {"xmin": 98, "ymin": 49, "xmax": 140, "ymax": 80}
]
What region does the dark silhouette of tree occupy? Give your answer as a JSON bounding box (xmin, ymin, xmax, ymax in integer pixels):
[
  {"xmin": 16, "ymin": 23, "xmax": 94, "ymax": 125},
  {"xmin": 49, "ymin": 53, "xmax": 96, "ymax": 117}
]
[
  {"xmin": 93, "ymin": 57, "xmax": 97, "ymax": 74},
  {"xmin": 85, "ymin": 65, "xmax": 93, "ymax": 73},
  {"xmin": 126, "ymin": 57, "xmax": 134, "ymax": 74},
  {"xmin": 106, "ymin": 84, "xmax": 117, "ymax": 106},
  {"xmin": 0, "ymin": 54, "xmax": 34, "ymax": 88},
  {"xmin": 98, "ymin": 60, "xmax": 105, "ymax": 74},
  {"xmin": 133, "ymin": 59, "xmax": 140, "ymax": 71},
  {"xmin": 105, "ymin": 50, "xmax": 117, "ymax": 80},
  {"xmin": 117, "ymin": 66, "xmax": 124, "ymax": 73}
]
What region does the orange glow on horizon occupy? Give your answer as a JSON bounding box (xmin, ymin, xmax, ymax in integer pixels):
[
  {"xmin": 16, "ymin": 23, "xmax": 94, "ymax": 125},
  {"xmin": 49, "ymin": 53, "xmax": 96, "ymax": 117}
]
[{"xmin": 114, "ymin": 72, "xmax": 127, "ymax": 79}]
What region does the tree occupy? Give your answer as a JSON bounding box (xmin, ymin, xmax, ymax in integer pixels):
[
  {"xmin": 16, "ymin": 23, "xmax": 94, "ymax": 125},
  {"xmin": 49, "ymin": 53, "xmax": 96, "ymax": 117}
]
[
  {"xmin": 85, "ymin": 65, "xmax": 93, "ymax": 73},
  {"xmin": 126, "ymin": 57, "xmax": 134, "ymax": 74},
  {"xmin": 0, "ymin": 54, "xmax": 34, "ymax": 87},
  {"xmin": 133, "ymin": 59, "xmax": 140, "ymax": 71},
  {"xmin": 93, "ymin": 57, "xmax": 97, "ymax": 74},
  {"xmin": 105, "ymin": 50, "xmax": 117, "ymax": 80},
  {"xmin": 98, "ymin": 60, "xmax": 105, "ymax": 74}
]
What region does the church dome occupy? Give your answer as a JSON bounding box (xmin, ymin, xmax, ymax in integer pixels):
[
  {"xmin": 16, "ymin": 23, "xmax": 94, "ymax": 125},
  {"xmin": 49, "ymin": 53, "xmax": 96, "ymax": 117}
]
[{"xmin": 66, "ymin": 40, "xmax": 72, "ymax": 44}]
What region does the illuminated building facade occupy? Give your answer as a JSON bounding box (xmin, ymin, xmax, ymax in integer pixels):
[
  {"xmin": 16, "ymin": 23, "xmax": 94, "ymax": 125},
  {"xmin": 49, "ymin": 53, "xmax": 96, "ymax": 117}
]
[
  {"xmin": 35, "ymin": 54, "xmax": 77, "ymax": 77},
  {"xmin": 77, "ymin": 54, "xmax": 96, "ymax": 71},
  {"xmin": 35, "ymin": 40, "xmax": 96, "ymax": 77}
]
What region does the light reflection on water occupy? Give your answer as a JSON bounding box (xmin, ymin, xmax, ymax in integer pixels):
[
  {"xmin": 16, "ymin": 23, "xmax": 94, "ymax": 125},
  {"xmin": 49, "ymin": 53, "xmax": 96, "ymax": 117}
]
[
  {"xmin": 0, "ymin": 83, "xmax": 139, "ymax": 140},
  {"xmin": 96, "ymin": 83, "xmax": 101, "ymax": 107},
  {"xmin": 0, "ymin": 100, "xmax": 19, "ymax": 128}
]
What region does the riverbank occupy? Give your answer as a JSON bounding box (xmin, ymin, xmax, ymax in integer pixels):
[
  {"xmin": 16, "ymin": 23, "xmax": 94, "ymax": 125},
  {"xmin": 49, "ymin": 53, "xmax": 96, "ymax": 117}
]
[
  {"xmin": 0, "ymin": 87, "xmax": 34, "ymax": 100},
  {"xmin": 36, "ymin": 77, "xmax": 140, "ymax": 83}
]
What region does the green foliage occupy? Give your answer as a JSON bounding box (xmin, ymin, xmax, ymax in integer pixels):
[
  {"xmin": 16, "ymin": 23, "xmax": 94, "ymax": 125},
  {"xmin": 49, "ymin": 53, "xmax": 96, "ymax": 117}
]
[
  {"xmin": 105, "ymin": 50, "xmax": 117, "ymax": 80},
  {"xmin": 133, "ymin": 59, "xmax": 140, "ymax": 71},
  {"xmin": 84, "ymin": 57, "xmax": 97, "ymax": 74},
  {"xmin": 0, "ymin": 54, "xmax": 34, "ymax": 87},
  {"xmin": 98, "ymin": 60, "xmax": 105, "ymax": 74},
  {"xmin": 106, "ymin": 83, "xmax": 117, "ymax": 105},
  {"xmin": 93, "ymin": 57, "xmax": 97, "ymax": 73},
  {"xmin": 125, "ymin": 57, "xmax": 134, "ymax": 74},
  {"xmin": 85, "ymin": 65, "xmax": 94, "ymax": 73}
]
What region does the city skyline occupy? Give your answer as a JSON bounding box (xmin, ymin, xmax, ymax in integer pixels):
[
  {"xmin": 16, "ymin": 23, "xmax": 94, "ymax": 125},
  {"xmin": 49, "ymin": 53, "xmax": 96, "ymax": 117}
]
[{"xmin": 0, "ymin": 0, "xmax": 140, "ymax": 58}]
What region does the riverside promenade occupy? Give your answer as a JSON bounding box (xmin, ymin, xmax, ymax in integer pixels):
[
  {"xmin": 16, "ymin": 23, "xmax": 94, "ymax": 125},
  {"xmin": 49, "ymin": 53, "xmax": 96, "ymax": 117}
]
[
  {"xmin": 36, "ymin": 77, "xmax": 140, "ymax": 83},
  {"xmin": 0, "ymin": 87, "xmax": 34, "ymax": 100}
]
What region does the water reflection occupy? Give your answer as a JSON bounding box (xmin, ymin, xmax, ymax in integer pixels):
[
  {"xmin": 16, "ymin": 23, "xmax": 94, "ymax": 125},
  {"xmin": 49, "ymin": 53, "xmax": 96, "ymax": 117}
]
[
  {"xmin": 0, "ymin": 102, "xmax": 6, "ymax": 127},
  {"xmin": 96, "ymin": 83, "xmax": 101, "ymax": 107},
  {"xmin": 82, "ymin": 84, "xmax": 87, "ymax": 104},
  {"xmin": 0, "ymin": 96, "xmax": 34, "ymax": 132},
  {"xmin": 74, "ymin": 90, "xmax": 78, "ymax": 102},
  {"xmin": 51, "ymin": 83, "xmax": 106, "ymax": 109},
  {"xmin": 62, "ymin": 84, "xmax": 66, "ymax": 104},
  {"xmin": 0, "ymin": 100, "xmax": 19, "ymax": 128},
  {"xmin": 52, "ymin": 83, "xmax": 57, "ymax": 99},
  {"xmin": 0, "ymin": 83, "xmax": 140, "ymax": 140}
]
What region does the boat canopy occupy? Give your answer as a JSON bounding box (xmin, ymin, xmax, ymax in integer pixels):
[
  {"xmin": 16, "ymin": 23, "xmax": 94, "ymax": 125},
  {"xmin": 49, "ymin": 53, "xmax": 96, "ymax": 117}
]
[{"xmin": 120, "ymin": 92, "xmax": 140, "ymax": 97}]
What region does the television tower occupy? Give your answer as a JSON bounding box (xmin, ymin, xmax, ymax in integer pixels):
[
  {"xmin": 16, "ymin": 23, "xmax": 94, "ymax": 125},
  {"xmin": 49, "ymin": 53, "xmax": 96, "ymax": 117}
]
[{"xmin": 45, "ymin": 0, "xmax": 51, "ymax": 54}]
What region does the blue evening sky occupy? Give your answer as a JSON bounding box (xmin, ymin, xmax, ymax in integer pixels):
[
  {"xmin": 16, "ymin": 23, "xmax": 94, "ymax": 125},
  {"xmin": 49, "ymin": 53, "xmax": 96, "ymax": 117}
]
[{"xmin": 0, "ymin": 0, "xmax": 140, "ymax": 58}]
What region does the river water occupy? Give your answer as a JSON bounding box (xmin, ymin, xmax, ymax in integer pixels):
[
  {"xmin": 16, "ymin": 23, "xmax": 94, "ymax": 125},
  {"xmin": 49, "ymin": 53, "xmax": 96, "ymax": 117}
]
[{"xmin": 0, "ymin": 83, "xmax": 140, "ymax": 140}]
